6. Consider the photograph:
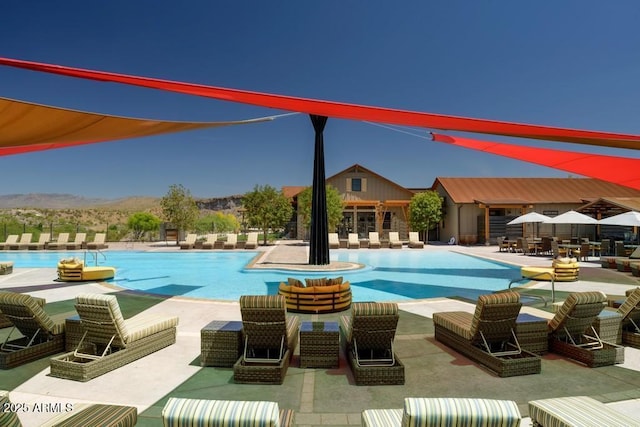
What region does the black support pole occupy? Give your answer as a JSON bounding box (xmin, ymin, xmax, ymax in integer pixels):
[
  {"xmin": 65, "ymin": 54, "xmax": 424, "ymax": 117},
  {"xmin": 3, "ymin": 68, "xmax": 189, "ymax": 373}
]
[{"xmin": 309, "ymin": 115, "xmax": 330, "ymax": 265}]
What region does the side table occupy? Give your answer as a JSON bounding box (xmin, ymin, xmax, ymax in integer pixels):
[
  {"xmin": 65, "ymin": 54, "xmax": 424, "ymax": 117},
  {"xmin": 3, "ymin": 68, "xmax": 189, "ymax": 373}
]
[
  {"xmin": 201, "ymin": 320, "xmax": 243, "ymax": 367},
  {"xmin": 515, "ymin": 313, "xmax": 548, "ymax": 355},
  {"xmin": 299, "ymin": 321, "xmax": 339, "ymax": 368}
]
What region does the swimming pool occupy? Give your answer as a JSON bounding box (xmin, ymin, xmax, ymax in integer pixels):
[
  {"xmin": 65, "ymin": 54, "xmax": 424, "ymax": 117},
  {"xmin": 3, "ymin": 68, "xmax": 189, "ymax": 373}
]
[{"xmin": 1, "ymin": 250, "xmax": 521, "ymax": 302}]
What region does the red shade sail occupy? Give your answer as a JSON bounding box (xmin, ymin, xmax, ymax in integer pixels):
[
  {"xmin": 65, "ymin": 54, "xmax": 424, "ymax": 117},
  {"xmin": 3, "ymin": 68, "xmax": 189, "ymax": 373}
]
[
  {"xmin": 431, "ymin": 133, "xmax": 640, "ymax": 190},
  {"xmin": 2, "ymin": 56, "xmax": 640, "ymax": 150}
]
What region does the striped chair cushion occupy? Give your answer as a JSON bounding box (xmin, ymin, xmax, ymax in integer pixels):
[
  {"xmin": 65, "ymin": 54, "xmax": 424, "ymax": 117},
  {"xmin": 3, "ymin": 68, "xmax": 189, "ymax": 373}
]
[
  {"xmin": 0, "ymin": 390, "xmax": 22, "ymax": 427},
  {"xmin": 548, "ymin": 291, "xmax": 607, "ymax": 332},
  {"xmin": 40, "ymin": 403, "xmax": 137, "ymax": 427},
  {"xmin": 76, "ymin": 293, "xmax": 129, "ymax": 341},
  {"xmin": 362, "ymin": 408, "xmax": 403, "ymax": 427},
  {"xmin": 125, "ymin": 313, "xmax": 179, "ymax": 343},
  {"xmin": 469, "ymin": 292, "xmax": 520, "ymax": 337},
  {"xmin": 240, "ymin": 295, "xmax": 285, "ymax": 309},
  {"xmin": 432, "ymin": 312, "xmax": 473, "ymax": 340},
  {"xmin": 340, "ymin": 315, "xmax": 352, "ymax": 343},
  {"xmin": 352, "ymin": 302, "xmax": 398, "ymax": 316},
  {"xmin": 305, "ymin": 277, "xmax": 327, "ymax": 287},
  {"xmin": 326, "ymin": 276, "xmax": 344, "ymax": 286},
  {"xmin": 0, "ymin": 292, "xmax": 63, "ymax": 335},
  {"xmin": 162, "ymin": 398, "xmax": 280, "ymax": 427},
  {"xmin": 287, "ymin": 278, "xmax": 304, "ymax": 288},
  {"xmin": 402, "ymin": 397, "xmax": 521, "ymax": 427},
  {"xmin": 618, "ymin": 287, "xmax": 640, "ymax": 323},
  {"xmin": 529, "ymin": 396, "xmax": 640, "ymax": 427}
]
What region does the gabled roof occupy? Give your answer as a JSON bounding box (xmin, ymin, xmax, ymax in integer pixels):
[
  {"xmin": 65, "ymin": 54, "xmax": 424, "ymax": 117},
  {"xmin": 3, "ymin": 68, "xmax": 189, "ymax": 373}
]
[
  {"xmin": 282, "ymin": 186, "xmax": 307, "ymax": 199},
  {"xmin": 578, "ymin": 197, "xmax": 640, "ymax": 217},
  {"xmin": 433, "ymin": 177, "xmax": 640, "ymax": 204},
  {"xmin": 327, "ymin": 164, "xmax": 415, "ymax": 197}
]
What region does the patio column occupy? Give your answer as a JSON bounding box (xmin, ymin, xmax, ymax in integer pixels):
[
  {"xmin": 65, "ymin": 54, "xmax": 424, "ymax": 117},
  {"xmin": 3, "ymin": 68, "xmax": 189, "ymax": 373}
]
[{"xmin": 308, "ymin": 115, "xmax": 330, "ymax": 265}]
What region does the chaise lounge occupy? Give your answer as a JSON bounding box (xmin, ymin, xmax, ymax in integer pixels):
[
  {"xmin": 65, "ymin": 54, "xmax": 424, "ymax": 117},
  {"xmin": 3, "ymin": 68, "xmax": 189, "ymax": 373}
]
[
  {"xmin": 368, "ymin": 231, "xmax": 381, "ymax": 249},
  {"xmin": 0, "ymin": 234, "xmax": 18, "ymax": 250},
  {"xmin": 340, "ymin": 302, "xmax": 405, "ymax": 385},
  {"xmin": 408, "ymin": 231, "xmax": 424, "ymax": 248},
  {"xmin": 27, "ymin": 232, "xmax": 50, "ymax": 250},
  {"xmin": 224, "ymin": 233, "xmax": 238, "ymax": 249},
  {"xmin": 362, "ymin": 397, "xmax": 522, "ymax": 427},
  {"xmin": 348, "ymin": 233, "xmax": 360, "ymax": 249},
  {"xmin": 329, "ymin": 232, "xmax": 340, "ymax": 249},
  {"xmin": 201, "ymin": 233, "xmax": 218, "ymax": 249},
  {"xmin": 162, "ymin": 397, "xmax": 294, "ymax": 427},
  {"xmin": 433, "ymin": 291, "xmax": 541, "ymax": 377},
  {"xmin": 8, "ymin": 233, "xmax": 32, "ymax": 250},
  {"xmin": 49, "ymin": 293, "xmax": 178, "ymax": 381},
  {"xmin": 47, "ymin": 232, "xmax": 70, "ymax": 250},
  {"xmin": 86, "ymin": 232, "xmax": 109, "ymax": 250},
  {"xmin": 233, "ymin": 295, "xmax": 300, "ymax": 384},
  {"xmin": 529, "ymin": 395, "xmax": 640, "ymax": 427},
  {"xmin": 244, "ymin": 231, "xmax": 259, "ymax": 249},
  {"xmin": 388, "ymin": 232, "xmax": 403, "ymax": 249},
  {"xmin": 613, "ymin": 287, "xmax": 640, "ymax": 348},
  {"xmin": 0, "ymin": 292, "xmax": 65, "ymax": 369},
  {"xmin": 601, "ymin": 245, "xmax": 640, "ymax": 269},
  {"xmin": 548, "ymin": 291, "xmax": 621, "ymax": 367},
  {"xmin": 179, "ymin": 233, "xmax": 197, "ymax": 250}
]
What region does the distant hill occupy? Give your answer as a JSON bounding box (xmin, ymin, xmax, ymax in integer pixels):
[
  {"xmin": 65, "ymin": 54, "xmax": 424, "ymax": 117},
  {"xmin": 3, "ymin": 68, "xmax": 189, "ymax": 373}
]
[{"xmin": 0, "ymin": 193, "xmax": 112, "ymax": 209}]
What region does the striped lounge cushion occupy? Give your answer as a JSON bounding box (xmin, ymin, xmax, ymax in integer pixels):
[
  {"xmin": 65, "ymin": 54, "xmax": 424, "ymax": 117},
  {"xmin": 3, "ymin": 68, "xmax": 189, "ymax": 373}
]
[
  {"xmin": 432, "ymin": 312, "xmax": 473, "ymax": 340},
  {"xmin": 125, "ymin": 313, "xmax": 179, "ymax": 343},
  {"xmin": 362, "ymin": 408, "xmax": 403, "ymax": 427},
  {"xmin": 0, "ymin": 390, "xmax": 21, "ymax": 427},
  {"xmin": 352, "ymin": 302, "xmax": 398, "ymax": 316},
  {"xmin": 618, "ymin": 287, "xmax": 640, "ymax": 324},
  {"xmin": 76, "ymin": 294, "xmax": 129, "ymax": 341},
  {"xmin": 0, "ymin": 292, "xmax": 64, "ymax": 335},
  {"xmin": 40, "ymin": 403, "xmax": 137, "ymax": 427},
  {"xmin": 240, "ymin": 295, "xmax": 285, "ymax": 309},
  {"xmin": 162, "ymin": 398, "xmax": 280, "ymax": 427},
  {"xmin": 469, "ymin": 292, "xmax": 520, "ymax": 338},
  {"xmin": 548, "ymin": 291, "xmax": 607, "ymax": 332},
  {"xmin": 402, "ymin": 397, "xmax": 521, "ymax": 427},
  {"xmin": 529, "ymin": 396, "xmax": 640, "ymax": 427}
]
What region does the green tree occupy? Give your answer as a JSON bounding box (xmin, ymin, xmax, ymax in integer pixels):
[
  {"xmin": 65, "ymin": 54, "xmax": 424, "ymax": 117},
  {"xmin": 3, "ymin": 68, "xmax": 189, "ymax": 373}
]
[
  {"xmin": 195, "ymin": 212, "xmax": 239, "ymax": 234},
  {"xmin": 127, "ymin": 212, "xmax": 161, "ymax": 241},
  {"xmin": 409, "ymin": 191, "xmax": 443, "ymax": 243},
  {"xmin": 243, "ymin": 185, "xmax": 293, "ymax": 245},
  {"xmin": 160, "ymin": 184, "xmax": 199, "ymax": 236},
  {"xmin": 297, "ymin": 185, "xmax": 344, "ymax": 233}
]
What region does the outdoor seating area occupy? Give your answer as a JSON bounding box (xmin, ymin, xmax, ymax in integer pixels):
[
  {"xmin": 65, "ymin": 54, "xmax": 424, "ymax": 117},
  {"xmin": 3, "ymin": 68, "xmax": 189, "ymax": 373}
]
[{"xmin": 278, "ymin": 276, "xmax": 352, "ymax": 313}]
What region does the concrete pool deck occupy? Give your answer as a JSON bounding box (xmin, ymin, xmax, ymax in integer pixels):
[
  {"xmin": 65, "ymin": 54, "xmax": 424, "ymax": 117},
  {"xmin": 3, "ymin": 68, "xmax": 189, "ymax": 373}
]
[{"xmin": 2, "ymin": 240, "xmax": 640, "ymax": 426}]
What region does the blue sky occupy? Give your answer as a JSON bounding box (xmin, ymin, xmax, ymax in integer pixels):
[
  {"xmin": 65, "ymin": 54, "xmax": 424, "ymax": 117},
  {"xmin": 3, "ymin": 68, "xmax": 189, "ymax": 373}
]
[{"xmin": 1, "ymin": 2, "xmax": 639, "ymax": 198}]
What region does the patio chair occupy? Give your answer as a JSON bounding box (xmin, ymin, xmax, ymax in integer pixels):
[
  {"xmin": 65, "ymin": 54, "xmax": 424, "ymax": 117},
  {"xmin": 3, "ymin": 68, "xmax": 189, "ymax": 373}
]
[
  {"xmin": 529, "ymin": 396, "xmax": 640, "ymax": 427},
  {"xmin": 368, "ymin": 231, "xmax": 381, "ymax": 249},
  {"xmin": 433, "ymin": 291, "xmax": 541, "ymax": 377},
  {"xmin": 233, "ymin": 295, "xmax": 300, "ymax": 384},
  {"xmin": 86, "ymin": 232, "xmax": 108, "ymax": 250},
  {"xmin": 362, "ymin": 397, "xmax": 522, "ymax": 427},
  {"xmin": 348, "ymin": 233, "xmax": 360, "ymax": 249},
  {"xmin": 408, "ymin": 231, "xmax": 424, "ymax": 248},
  {"xmin": 49, "ymin": 293, "xmax": 178, "ymax": 381},
  {"xmin": 179, "ymin": 233, "xmax": 198, "ymax": 250},
  {"xmin": 223, "ymin": 233, "xmax": 238, "ymax": 249},
  {"xmin": 573, "ymin": 242, "xmax": 592, "ymax": 262},
  {"xmin": 0, "ymin": 234, "xmax": 18, "ymax": 250},
  {"xmin": 162, "ymin": 397, "xmax": 294, "ymax": 427},
  {"xmin": 339, "ymin": 302, "xmax": 405, "ymax": 385},
  {"xmin": 244, "ymin": 231, "xmax": 259, "ymax": 249},
  {"xmin": 66, "ymin": 232, "xmax": 86, "ymax": 250},
  {"xmin": 388, "ymin": 232, "xmax": 403, "ymax": 249},
  {"xmin": 550, "ymin": 240, "xmax": 568, "ymax": 258},
  {"xmin": 600, "ymin": 245, "xmax": 640, "ymax": 269},
  {"xmin": 497, "ymin": 236, "xmax": 510, "ymax": 252},
  {"xmin": 547, "ymin": 291, "xmax": 620, "ymax": 367},
  {"xmin": 8, "ymin": 233, "xmax": 32, "ymax": 250},
  {"xmin": 328, "ymin": 232, "xmax": 340, "ymax": 249},
  {"xmin": 47, "ymin": 232, "xmax": 70, "ymax": 250},
  {"xmin": 27, "ymin": 232, "xmax": 50, "ymax": 250},
  {"xmin": 615, "ymin": 287, "xmax": 640, "ymax": 349},
  {"xmin": 201, "ymin": 233, "xmax": 218, "ymax": 249},
  {"xmin": 0, "ymin": 292, "xmax": 65, "ymax": 369}
]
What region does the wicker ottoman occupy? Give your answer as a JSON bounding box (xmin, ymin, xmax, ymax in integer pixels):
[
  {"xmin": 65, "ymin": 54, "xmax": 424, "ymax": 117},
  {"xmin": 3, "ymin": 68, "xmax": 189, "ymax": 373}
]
[
  {"xmin": 201, "ymin": 320, "xmax": 243, "ymax": 367},
  {"xmin": 299, "ymin": 321, "xmax": 339, "ymax": 368},
  {"xmin": 515, "ymin": 313, "xmax": 548, "ymax": 355}
]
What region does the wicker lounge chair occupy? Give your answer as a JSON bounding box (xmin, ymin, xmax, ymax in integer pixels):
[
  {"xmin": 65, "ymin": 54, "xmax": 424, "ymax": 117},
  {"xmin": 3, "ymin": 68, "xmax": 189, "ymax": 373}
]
[
  {"xmin": 27, "ymin": 232, "xmax": 50, "ymax": 250},
  {"xmin": 408, "ymin": 231, "xmax": 424, "ymax": 248},
  {"xmin": 0, "ymin": 292, "xmax": 65, "ymax": 369},
  {"xmin": 329, "ymin": 232, "xmax": 340, "ymax": 249},
  {"xmin": 65, "ymin": 232, "xmax": 86, "ymax": 250},
  {"xmin": 162, "ymin": 398, "xmax": 294, "ymax": 427},
  {"xmin": 244, "ymin": 232, "xmax": 259, "ymax": 249},
  {"xmin": 433, "ymin": 291, "xmax": 541, "ymax": 377},
  {"xmin": 49, "ymin": 293, "xmax": 178, "ymax": 381},
  {"xmin": 201, "ymin": 233, "xmax": 218, "ymax": 249},
  {"xmin": 529, "ymin": 395, "xmax": 640, "ymax": 427},
  {"xmin": 233, "ymin": 295, "xmax": 300, "ymax": 384},
  {"xmin": 47, "ymin": 232, "xmax": 70, "ymax": 250},
  {"xmin": 348, "ymin": 233, "xmax": 360, "ymax": 249},
  {"xmin": 362, "ymin": 397, "xmax": 522, "ymax": 427},
  {"xmin": 340, "ymin": 302, "xmax": 405, "ymax": 385},
  {"xmin": 1, "ymin": 389, "xmax": 138, "ymax": 427},
  {"xmin": 0, "ymin": 261, "xmax": 13, "ymax": 276},
  {"xmin": 179, "ymin": 233, "xmax": 197, "ymax": 250},
  {"xmin": 368, "ymin": 231, "xmax": 381, "ymax": 249},
  {"xmin": 86, "ymin": 232, "xmax": 108, "ymax": 250},
  {"xmin": 548, "ymin": 291, "xmax": 620, "ymax": 367},
  {"xmin": 224, "ymin": 233, "xmax": 238, "ymax": 249},
  {"xmin": 614, "ymin": 287, "xmax": 640, "ymax": 349},
  {"xmin": 8, "ymin": 233, "xmax": 32, "ymax": 250},
  {"xmin": 601, "ymin": 245, "xmax": 640, "ymax": 269},
  {"xmin": 0, "ymin": 234, "xmax": 18, "ymax": 250},
  {"xmin": 388, "ymin": 232, "xmax": 403, "ymax": 249}
]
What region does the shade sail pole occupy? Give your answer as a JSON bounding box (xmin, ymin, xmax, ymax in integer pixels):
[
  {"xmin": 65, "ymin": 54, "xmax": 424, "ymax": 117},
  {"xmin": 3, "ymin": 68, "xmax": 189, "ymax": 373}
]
[{"xmin": 309, "ymin": 115, "xmax": 330, "ymax": 265}]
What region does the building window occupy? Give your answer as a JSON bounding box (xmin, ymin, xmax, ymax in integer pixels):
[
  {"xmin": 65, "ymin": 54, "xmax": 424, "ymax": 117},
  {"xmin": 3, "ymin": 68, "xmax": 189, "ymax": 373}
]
[
  {"xmin": 351, "ymin": 178, "xmax": 362, "ymax": 192},
  {"xmin": 383, "ymin": 212, "xmax": 391, "ymax": 229}
]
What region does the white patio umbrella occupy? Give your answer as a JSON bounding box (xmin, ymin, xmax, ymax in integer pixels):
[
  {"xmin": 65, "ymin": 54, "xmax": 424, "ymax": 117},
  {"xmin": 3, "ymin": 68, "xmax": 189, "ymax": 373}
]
[
  {"xmin": 543, "ymin": 210, "xmax": 598, "ymax": 240},
  {"xmin": 507, "ymin": 212, "xmax": 551, "ymax": 238},
  {"xmin": 598, "ymin": 211, "xmax": 640, "ymax": 227}
]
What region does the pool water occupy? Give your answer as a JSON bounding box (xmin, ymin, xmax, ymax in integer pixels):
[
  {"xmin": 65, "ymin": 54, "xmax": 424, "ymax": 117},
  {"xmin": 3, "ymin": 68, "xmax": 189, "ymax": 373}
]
[{"xmin": 1, "ymin": 250, "xmax": 521, "ymax": 302}]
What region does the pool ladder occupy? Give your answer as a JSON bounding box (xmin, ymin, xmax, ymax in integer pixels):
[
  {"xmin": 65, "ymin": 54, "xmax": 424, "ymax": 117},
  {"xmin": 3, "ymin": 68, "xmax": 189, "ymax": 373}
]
[
  {"xmin": 507, "ymin": 272, "xmax": 556, "ymax": 306},
  {"xmin": 83, "ymin": 250, "xmax": 107, "ymax": 267}
]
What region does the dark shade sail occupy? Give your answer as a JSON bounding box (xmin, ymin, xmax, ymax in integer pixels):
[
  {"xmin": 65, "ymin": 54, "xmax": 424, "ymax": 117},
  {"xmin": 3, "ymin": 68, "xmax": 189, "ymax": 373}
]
[{"xmin": 308, "ymin": 115, "xmax": 330, "ymax": 265}]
